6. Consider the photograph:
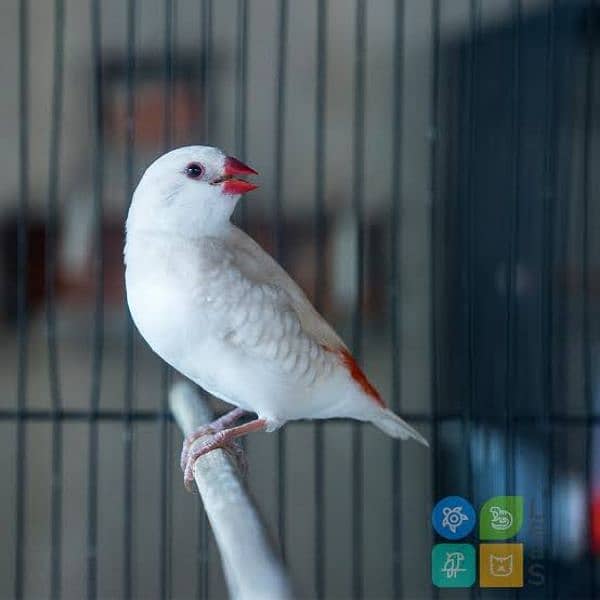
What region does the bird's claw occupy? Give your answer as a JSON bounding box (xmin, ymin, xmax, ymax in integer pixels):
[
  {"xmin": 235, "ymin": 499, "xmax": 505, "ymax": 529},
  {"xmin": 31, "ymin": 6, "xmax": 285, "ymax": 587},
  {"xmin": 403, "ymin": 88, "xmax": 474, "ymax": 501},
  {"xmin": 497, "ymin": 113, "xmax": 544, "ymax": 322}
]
[
  {"xmin": 183, "ymin": 436, "xmax": 247, "ymax": 493},
  {"xmin": 180, "ymin": 425, "xmax": 216, "ymax": 472}
]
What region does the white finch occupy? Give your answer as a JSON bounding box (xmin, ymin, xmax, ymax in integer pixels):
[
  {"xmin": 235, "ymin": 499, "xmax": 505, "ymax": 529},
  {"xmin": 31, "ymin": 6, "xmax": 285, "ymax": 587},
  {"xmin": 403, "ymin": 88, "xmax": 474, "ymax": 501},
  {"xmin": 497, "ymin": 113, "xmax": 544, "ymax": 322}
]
[{"xmin": 125, "ymin": 146, "xmax": 427, "ymax": 488}]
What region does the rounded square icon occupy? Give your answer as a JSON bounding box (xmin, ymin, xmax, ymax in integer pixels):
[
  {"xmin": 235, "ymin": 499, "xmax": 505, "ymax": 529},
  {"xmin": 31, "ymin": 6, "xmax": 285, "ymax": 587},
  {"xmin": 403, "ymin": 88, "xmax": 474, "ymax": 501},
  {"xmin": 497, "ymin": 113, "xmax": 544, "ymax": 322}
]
[
  {"xmin": 479, "ymin": 543, "xmax": 524, "ymax": 588},
  {"xmin": 432, "ymin": 496, "xmax": 476, "ymax": 540},
  {"xmin": 479, "ymin": 496, "xmax": 524, "ymax": 540},
  {"xmin": 432, "ymin": 543, "xmax": 476, "ymax": 588}
]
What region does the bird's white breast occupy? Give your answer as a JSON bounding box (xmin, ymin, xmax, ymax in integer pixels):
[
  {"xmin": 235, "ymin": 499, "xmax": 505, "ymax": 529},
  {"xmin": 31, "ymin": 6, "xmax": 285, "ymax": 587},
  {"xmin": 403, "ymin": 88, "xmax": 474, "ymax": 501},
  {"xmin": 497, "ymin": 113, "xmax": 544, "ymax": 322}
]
[
  {"xmin": 125, "ymin": 233, "xmax": 221, "ymax": 369},
  {"xmin": 124, "ymin": 230, "xmax": 346, "ymax": 420}
]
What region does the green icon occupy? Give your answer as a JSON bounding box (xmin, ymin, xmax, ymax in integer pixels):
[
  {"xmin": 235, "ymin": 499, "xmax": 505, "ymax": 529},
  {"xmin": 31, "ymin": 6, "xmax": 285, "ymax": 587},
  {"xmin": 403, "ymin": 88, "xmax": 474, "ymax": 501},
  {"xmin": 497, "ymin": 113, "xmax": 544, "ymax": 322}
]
[
  {"xmin": 431, "ymin": 543, "xmax": 476, "ymax": 588},
  {"xmin": 479, "ymin": 496, "xmax": 524, "ymax": 540}
]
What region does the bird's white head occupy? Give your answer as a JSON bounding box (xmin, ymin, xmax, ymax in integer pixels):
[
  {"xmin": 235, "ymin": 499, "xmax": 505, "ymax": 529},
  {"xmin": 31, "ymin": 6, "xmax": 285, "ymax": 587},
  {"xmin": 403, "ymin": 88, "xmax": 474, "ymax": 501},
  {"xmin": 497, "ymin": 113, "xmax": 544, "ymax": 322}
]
[{"xmin": 126, "ymin": 145, "xmax": 258, "ymax": 238}]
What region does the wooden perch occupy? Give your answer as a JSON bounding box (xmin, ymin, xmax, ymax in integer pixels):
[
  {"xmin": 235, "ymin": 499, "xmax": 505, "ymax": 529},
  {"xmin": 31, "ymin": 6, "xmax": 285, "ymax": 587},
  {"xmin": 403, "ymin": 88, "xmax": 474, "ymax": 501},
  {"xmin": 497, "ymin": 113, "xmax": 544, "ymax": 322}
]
[{"xmin": 169, "ymin": 381, "xmax": 293, "ymax": 600}]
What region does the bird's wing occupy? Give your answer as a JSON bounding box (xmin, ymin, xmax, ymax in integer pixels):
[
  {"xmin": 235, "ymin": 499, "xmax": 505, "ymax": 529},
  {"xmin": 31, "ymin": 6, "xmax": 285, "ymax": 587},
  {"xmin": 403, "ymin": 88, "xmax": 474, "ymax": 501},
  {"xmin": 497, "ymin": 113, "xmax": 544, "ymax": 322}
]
[
  {"xmin": 226, "ymin": 225, "xmax": 347, "ymax": 351},
  {"xmin": 223, "ymin": 227, "xmax": 384, "ymax": 406}
]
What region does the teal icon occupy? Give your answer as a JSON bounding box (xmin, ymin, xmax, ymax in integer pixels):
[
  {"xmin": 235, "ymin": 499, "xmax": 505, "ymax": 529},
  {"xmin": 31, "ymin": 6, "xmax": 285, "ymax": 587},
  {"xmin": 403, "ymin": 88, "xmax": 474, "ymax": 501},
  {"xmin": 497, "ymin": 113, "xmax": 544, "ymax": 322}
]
[{"xmin": 432, "ymin": 543, "xmax": 476, "ymax": 588}]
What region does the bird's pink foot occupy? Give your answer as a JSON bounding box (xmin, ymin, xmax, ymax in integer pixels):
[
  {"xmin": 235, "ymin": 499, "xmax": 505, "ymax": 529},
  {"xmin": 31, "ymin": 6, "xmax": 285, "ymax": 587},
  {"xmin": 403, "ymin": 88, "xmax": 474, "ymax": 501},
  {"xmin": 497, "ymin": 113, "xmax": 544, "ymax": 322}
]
[
  {"xmin": 180, "ymin": 407, "xmax": 247, "ymax": 472},
  {"xmin": 183, "ymin": 436, "xmax": 247, "ymax": 492},
  {"xmin": 183, "ymin": 418, "xmax": 267, "ymax": 492}
]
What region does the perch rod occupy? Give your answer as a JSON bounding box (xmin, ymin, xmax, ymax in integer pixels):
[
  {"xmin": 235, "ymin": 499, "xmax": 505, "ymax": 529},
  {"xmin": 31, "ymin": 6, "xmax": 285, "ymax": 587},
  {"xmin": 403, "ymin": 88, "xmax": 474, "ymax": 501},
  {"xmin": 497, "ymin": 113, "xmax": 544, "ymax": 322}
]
[{"xmin": 169, "ymin": 380, "xmax": 293, "ymax": 600}]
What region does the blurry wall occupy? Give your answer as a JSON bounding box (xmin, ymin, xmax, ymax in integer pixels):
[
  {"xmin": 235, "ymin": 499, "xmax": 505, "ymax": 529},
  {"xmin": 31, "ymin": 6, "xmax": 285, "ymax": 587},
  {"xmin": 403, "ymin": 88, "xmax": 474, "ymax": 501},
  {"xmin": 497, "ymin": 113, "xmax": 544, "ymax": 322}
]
[{"xmin": 0, "ymin": 0, "xmax": 547, "ymax": 209}]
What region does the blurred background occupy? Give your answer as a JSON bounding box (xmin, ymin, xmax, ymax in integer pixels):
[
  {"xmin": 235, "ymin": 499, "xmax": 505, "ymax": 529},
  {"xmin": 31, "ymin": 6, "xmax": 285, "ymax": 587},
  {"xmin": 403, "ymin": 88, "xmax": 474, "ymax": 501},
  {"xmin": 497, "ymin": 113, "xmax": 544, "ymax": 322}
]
[{"xmin": 0, "ymin": 0, "xmax": 599, "ymax": 598}]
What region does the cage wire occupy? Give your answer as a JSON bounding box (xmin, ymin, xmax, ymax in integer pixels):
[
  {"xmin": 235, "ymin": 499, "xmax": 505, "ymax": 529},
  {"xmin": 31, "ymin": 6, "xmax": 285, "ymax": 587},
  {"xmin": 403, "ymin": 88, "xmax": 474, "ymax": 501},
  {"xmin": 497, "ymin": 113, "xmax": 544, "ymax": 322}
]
[{"xmin": 3, "ymin": 0, "xmax": 600, "ymax": 598}]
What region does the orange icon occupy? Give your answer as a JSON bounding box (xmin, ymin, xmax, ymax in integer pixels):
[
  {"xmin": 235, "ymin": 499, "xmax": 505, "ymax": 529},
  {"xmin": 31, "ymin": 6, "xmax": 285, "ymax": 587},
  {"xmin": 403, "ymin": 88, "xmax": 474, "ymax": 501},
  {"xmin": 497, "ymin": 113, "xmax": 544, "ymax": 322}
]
[{"xmin": 479, "ymin": 543, "xmax": 523, "ymax": 588}]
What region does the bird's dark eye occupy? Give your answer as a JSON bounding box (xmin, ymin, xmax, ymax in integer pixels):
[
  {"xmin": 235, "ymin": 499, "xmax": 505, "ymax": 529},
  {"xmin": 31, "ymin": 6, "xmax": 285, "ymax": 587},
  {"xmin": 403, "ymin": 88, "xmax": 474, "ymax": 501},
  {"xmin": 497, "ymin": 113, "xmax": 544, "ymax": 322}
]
[{"xmin": 185, "ymin": 163, "xmax": 204, "ymax": 179}]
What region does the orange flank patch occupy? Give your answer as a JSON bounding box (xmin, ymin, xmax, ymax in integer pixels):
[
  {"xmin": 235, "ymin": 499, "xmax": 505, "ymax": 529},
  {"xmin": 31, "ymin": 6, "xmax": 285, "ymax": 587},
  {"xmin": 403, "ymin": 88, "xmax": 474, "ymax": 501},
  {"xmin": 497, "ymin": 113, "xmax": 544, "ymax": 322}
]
[{"xmin": 325, "ymin": 346, "xmax": 385, "ymax": 408}]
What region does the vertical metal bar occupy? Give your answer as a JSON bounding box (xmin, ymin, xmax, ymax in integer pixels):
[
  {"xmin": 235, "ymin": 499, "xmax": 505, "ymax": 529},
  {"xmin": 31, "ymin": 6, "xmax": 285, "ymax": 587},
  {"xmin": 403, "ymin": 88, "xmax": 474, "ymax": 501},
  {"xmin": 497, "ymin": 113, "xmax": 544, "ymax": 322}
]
[
  {"xmin": 505, "ymin": 9, "xmax": 522, "ymax": 598},
  {"xmin": 351, "ymin": 1, "xmax": 365, "ymax": 597},
  {"xmin": 235, "ymin": 0, "xmax": 249, "ymax": 228},
  {"xmin": 273, "ymin": 0, "xmax": 288, "ymax": 560},
  {"xmin": 201, "ymin": 0, "xmax": 212, "ymax": 142},
  {"xmin": 14, "ymin": 0, "xmax": 29, "ymax": 597},
  {"xmin": 462, "ymin": 8, "xmax": 479, "ymax": 597},
  {"xmin": 197, "ymin": 2, "xmax": 212, "ymax": 597},
  {"xmin": 160, "ymin": 2, "xmax": 174, "ymax": 598},
  {"xmin": 159, "ymin": 372, "xmax": 172, "ymax": 600},
  {"xmin": 391, "ymin": 1, "xmax": 405, "ymax": 598},
  {"xmin": 542, "ymin": 2, "xmax": 558, "ymax": 596},
  {"xmin": 505, "ymin": 0, "xmax": 521, "ymax": 499},
  {"xmin": 313, "ymin": 0, "xmax": 327, "ymax": 596},
  {"xmin": 554, "ymin": 18, "xmax": 573, "ymax": 596},
  {"xmin": 464, "ymin": 0, "xmax": 480, "ymax": 514},
  {"xmin": 428, "ymin": 1, "xmax": 440, "ymax": 598},
  {"xmin": 46, "ymin": 0, "xmax": 66, "ymax": 596},
  {"xmin": 196, "ymin": 460, "xmax": 209, "ymax": 600},
  {"xmin": 123, "ymin": 0, "xmax": 137, "ymax": 597},
  {"xmin": 556, "ymin": 10, "xmax": 573, "ymax": 447},
  {"xmin": 582, "ymin": 2, "xmax": 596, "ymax": 595},
  {"xmin": 87, "ymin": 1, "xmax": 105, "ymax": 597}
]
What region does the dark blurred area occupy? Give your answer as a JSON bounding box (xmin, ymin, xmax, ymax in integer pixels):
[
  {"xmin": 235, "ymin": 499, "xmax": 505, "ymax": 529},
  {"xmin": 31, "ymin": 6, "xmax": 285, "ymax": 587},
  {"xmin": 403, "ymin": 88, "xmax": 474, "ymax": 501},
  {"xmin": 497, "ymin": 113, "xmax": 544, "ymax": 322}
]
[{"xmin": 0, "ymin": 0, "xmax": 599, "ymax": 599}]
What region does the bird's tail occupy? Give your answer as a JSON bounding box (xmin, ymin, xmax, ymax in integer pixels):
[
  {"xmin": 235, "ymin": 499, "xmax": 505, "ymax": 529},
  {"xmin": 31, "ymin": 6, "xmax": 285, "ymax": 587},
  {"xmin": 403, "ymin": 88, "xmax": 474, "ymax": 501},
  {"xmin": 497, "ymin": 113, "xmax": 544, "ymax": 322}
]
[{"xmin": 371, "ymin": 408, "xmax": 429, "ymax": 447}]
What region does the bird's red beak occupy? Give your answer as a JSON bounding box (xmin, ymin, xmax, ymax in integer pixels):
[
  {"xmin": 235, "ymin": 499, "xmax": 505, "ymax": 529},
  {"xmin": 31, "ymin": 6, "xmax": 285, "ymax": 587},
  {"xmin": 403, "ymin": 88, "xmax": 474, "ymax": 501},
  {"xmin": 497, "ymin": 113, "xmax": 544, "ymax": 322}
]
[{"xmin": 222, "ymin": 156, "xmax": 259, "ymax": 195}]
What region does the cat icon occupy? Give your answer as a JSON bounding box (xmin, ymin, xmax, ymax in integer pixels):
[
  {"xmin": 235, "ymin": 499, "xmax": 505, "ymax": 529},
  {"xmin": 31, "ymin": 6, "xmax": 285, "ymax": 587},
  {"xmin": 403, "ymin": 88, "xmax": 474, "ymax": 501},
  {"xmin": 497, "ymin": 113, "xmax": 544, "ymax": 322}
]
[
  {"xmin": 489, "ymin": 554, "xmax": 513, "ymax": 577},
  {"xmin": 479, "ymin": 543, "xmax": 523, "ymax": 588}
]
